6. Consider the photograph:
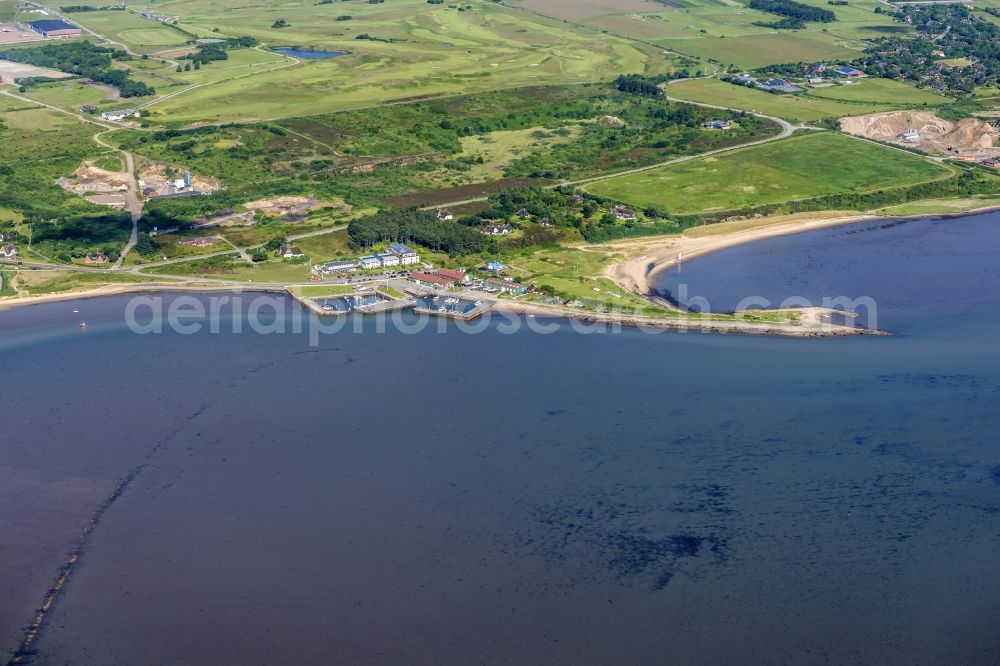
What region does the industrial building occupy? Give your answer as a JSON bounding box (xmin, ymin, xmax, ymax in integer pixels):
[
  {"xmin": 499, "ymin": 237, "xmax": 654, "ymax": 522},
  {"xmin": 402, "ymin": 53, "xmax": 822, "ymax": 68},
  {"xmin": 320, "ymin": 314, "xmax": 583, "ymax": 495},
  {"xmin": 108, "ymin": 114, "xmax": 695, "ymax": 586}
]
[{"xmin": 28, "ymin": 19, "xmax": 81, "ymax": 38}]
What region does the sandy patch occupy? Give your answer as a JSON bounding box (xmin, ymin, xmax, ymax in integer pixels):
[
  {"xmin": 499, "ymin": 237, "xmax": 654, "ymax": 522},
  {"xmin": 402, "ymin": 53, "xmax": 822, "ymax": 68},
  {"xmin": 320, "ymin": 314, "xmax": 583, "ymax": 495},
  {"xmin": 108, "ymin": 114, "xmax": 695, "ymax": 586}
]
[{"xmin": 841, "ymin": 110, "xmax": 1000, "ymax": 159}]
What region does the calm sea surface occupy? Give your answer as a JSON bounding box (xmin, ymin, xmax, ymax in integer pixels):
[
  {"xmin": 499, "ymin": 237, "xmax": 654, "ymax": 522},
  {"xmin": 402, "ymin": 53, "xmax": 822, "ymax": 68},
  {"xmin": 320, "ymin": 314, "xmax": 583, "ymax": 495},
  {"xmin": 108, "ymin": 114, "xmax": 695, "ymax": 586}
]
[{"xmin": 1, "ymin": 213, "xmax": 999, "ymax": 665}]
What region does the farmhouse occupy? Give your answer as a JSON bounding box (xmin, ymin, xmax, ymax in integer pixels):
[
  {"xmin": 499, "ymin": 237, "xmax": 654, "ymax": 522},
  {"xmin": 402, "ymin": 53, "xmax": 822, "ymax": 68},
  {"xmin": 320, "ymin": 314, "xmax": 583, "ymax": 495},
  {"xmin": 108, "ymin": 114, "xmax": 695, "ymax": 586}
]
[
  {"xmin": 84, "ymin": 252, "xmax": 108, "ymax": 264},
  {"xmin": 101, "ymin": 109, "xmax": 140, "ymax": 122},
  {"xmin": 0, "ymin": 243, "xmax": 18, "ymax": 258},
  {"xmin": 484, "ymin": 261, "xmax": 504, "ymax": 273},
  {"xmin": 279, "ymin": 245, "xmax": 304, "ymax": 259},
  {"xmin": 435, "ymin": 209, "xmax": 453, "ymax": 221},
  {"xmin": 387, "ymin": 243, "xmax": 420, "ymax": 265},
  {"xmin": 28, "ymin": 19, "xmax": 81, "ymax": 38}
]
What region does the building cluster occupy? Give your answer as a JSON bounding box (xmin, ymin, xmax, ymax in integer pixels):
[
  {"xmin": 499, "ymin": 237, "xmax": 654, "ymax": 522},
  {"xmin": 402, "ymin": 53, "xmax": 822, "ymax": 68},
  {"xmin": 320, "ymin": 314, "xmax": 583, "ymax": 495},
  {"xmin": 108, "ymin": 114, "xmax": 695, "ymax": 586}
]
[
  {"xmin": 138, "ymin": 10, "xmax": 171, "ymax": 22},
  {"xmin": 727, "ymin": 63, "xmax": 864, "ymax": 95},
  {"xmin": 101, "ymin": 109, "xmax": 140, "ymax": 122},
  {"xmin": 0, "ymin": 243, "xmax": 18, "ymax": 259},
  {"xmin": 317, "ymin": 243, "xmax": 420, "ymax": 275}
]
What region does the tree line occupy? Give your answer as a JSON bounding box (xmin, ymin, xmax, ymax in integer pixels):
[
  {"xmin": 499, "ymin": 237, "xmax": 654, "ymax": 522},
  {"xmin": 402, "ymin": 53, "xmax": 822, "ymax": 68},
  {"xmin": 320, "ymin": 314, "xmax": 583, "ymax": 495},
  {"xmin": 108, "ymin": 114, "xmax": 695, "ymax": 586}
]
[
  {"xmin": 748, "ymin": 0, "xmax": 835, "ymax": 22},
  {"xmin": 348, "ymin": 209, "xmax": 485, "ymax": 255},
  {"xmin": 0, "ymin": 42, "xmax": 153, "ymax": 97}
]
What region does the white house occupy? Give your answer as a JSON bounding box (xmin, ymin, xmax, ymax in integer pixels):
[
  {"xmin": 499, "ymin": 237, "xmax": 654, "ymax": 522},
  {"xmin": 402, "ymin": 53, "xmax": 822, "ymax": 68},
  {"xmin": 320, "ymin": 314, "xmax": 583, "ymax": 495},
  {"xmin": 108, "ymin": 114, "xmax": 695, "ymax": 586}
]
[
  {"xmin": 483, "ymin": 224, "xmax": 512, "ymax": 236},
  {"xmin": 387, "ymin": 243, "xmax": 420, "ymax": 265},
  {"xmin": 359, "ymin": 255, "xmax": 382, "ymax": 270},
  {"xmin": 0, "ymin": 243, "xmax": 18, "ymax": 259},
  {"xmin": 377, "ymin": 252, "xmax": 400, "ymax": 268},
  {"xmin": 898, "ymin": 129, "xmax": 920, "ymax": 143},
  {"xmin": 101, "ymin": 109, "xmax": 140, "ymax": 122},
  {"xmin": 435, "ymin": 209, "xmax": 453, "ymax": 221}
]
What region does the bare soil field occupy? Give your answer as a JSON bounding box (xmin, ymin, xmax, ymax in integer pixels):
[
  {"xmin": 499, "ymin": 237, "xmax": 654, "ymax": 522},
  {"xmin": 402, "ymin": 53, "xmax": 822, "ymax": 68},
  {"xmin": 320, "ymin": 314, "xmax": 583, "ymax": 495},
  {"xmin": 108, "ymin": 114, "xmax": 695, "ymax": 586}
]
[
  {"xmin": 0, "ymin": 58, "xmax": 71, "ymax": 79},
  {"xmin": 243, "ymin": 196, "xmax": 345, "ymax": 220},
  {"xmin": 841, "ymin": 111, "xmax": 1000, "ymax": 159},
  {"xmin": 57, "ymin": 161, "xmax": 130, "ymax": 208},
  {"xmin": 0, "ymin": 23, "xmax": 43, "ymax": 45}
]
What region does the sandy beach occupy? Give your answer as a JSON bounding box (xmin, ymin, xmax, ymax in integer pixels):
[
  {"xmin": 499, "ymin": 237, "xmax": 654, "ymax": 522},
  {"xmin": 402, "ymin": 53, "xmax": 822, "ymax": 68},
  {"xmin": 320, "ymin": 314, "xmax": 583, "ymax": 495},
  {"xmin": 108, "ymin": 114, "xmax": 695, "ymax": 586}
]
[
  {"xmin": 602, "ymin": 203, "xmax": 1000, "ymax": 297},
  {"xmin": 6, "ymin": 204, "xmax": 998, "ymax": 336}
]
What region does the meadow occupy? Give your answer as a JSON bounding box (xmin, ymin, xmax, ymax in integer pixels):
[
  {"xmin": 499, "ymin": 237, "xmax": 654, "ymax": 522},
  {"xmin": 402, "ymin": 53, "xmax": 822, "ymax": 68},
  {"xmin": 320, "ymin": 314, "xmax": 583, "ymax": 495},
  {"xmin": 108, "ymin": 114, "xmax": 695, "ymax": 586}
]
[
  {"xmin": 121, "ymin": 0, "xmax": 672, "ymax": 124},
  {"xmin": 586, "ymin": 132, "xmax": 952, "ymax": 214},
  {"xmin": 667, "ymin": 77, "xmax": 936, "ymax": 123}
]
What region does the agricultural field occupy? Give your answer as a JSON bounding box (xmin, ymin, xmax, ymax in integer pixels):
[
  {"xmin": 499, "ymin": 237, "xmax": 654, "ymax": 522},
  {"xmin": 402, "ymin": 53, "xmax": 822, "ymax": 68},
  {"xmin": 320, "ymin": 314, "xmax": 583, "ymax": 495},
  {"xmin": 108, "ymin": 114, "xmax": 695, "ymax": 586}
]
[
  {"xmin": 514, "ymin": 0, "xmax": 907, "ymax": 68},
  {"xmin": 667, "ymin": 77, "xmax": 939, "ymax": 123},
  {"xmin": 586, "ymin": 131, "xmax": 952, "ymax": 214},
  {"xmin": 657, "ymin": 32, "xmax": 860, "ymax": 69}
]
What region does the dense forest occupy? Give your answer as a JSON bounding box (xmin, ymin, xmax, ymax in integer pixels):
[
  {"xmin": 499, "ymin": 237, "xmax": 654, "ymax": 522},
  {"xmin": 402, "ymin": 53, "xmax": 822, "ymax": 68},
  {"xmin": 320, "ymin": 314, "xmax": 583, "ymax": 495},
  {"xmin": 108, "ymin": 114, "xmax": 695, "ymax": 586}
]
[
  {"xmin": 0, "ymin": 42, "xmax": 153, "ymax": 97},
  {"xmin": 748, "ymin": 0, "xmax": 835, "ymax": 23},
  {"xmin": 185, "ymin": 36, "xmax": 259, "ymax": 65},
  {"xmin": 348, "ymin": 209, "xmax": 485, "ymax": 255}
]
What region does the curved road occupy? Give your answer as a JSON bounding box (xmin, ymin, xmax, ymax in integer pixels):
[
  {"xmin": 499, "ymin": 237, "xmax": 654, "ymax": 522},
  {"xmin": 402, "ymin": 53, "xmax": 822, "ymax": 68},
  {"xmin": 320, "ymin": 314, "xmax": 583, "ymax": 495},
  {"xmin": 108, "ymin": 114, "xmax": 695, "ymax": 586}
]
[{"xmin": 420, "ymin": 78, "xmax": 802, "ymax": 210}]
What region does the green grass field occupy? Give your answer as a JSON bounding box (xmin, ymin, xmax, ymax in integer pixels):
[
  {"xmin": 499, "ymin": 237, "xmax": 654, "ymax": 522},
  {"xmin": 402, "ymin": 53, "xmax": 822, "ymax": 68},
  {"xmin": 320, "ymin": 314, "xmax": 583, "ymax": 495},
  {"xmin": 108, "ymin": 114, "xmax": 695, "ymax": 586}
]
[
  {"xmin": 659, "ymin": 32, "xmax": 859, "ymax": 70},
  {"xmin": 806, "ymin": 78, "xmax": 949, "ymax": 105},
  {"xmin": 668, "ymin": 78, "xmax": 929, "ymax": 123},
  {"xmin": 62, "ymin": 10, "xmax": 190, "ymax": 53},
  {"xmin": 586, "ymin": 132, "xmax": 952, "ymax": 214},
  {"xmin": 129, "ymin": 0, "xmax": 672, "ymax": 124}
]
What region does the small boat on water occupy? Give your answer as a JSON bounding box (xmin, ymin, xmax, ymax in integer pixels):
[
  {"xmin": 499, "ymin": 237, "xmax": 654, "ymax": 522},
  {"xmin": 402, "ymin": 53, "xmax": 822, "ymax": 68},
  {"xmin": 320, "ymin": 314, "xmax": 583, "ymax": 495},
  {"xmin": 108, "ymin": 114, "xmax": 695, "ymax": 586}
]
[{"xmin": 78, "ymin": 322, "xmax": 87, "ymax": 329}]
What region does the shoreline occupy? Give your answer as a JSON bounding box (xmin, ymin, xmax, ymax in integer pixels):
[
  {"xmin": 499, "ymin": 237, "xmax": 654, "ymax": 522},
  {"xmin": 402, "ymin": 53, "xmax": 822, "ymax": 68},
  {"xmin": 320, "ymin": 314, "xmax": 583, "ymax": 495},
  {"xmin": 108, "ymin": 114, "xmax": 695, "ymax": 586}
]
[
  {"xmin": 603, "ymin": 203, "xmax": 1000, "ymax": 297},
  {"xmin": 4, "ymin": 203, "xmax": 997, "ymax": 335}
]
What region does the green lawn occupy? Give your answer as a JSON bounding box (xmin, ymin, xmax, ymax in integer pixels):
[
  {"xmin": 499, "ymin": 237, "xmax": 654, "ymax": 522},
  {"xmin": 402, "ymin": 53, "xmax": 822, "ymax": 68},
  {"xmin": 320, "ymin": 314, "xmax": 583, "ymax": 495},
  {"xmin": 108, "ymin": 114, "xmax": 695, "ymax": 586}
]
[
  {"xmin": 587, "ymin": 132, "xmax": 951, "ymax": 214},
  {"xmin": 806, "ymin": 78, "xmax": 949, "ymax": 105},
  {"xmin": 64, "ymin": 10, "xmax": 189, "ymax": 53}
]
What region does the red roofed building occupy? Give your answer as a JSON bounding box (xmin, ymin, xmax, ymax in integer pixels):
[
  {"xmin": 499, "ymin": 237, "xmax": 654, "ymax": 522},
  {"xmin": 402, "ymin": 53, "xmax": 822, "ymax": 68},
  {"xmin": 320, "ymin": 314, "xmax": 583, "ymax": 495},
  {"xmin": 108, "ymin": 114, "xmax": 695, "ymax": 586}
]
[
  {"xmin": 410, "ymin": 272, "xmax": 454, "ymax": 288},
  {"xmin": 436, "ymin": 268, "xmax": 466, "ymax": 283}
]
